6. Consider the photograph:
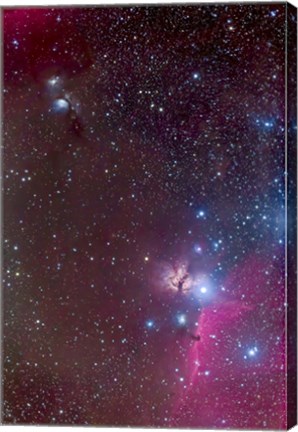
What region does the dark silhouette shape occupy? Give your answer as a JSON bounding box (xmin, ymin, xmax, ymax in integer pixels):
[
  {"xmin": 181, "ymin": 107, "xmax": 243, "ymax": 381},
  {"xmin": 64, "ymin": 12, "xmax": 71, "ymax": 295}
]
[
  {"xmin": 170, "ymin": 273, "xmax": 190, "ymax": 293},
  {"xmin": 190, "ymin": 334, "xmax": 201, "ymax": 342}
]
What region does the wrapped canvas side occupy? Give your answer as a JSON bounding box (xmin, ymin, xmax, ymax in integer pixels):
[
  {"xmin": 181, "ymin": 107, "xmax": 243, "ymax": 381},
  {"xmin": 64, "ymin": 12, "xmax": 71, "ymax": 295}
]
[{"xmin": 286, "ymin": 2, "xmax": 297, "ymax": 430}]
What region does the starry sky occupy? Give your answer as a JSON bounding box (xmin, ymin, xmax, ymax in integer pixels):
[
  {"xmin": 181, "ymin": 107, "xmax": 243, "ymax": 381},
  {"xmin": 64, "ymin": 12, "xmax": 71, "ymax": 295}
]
[{"xmin": 2, "ymin": 3, "xmax": 295, "ymax": 429}]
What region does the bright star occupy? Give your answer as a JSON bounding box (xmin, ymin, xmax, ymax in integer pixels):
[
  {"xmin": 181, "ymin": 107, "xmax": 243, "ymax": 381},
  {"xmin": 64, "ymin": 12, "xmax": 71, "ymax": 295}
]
[
  {"xmin": 12, "ymin": 39, "xmax": 19, "ymax": 49},
  {"xmin": 196, "ymin": 210, "xmax": 206, "ymax": 219},
  {"xmin": 247, "ymin": 346, "xmax": 258, "ymax": 357},
  {"xmin": 146, "ymin": 320, "xmax": 154, "ymax": 329},
  {"xmin": 177, "ymin": 314, "xmax": 187, "ymax": 326},
  {"xmin": 194, "ymin": 244, "xmax": 202, "ymax": 254},
  {"xmin": 48, "ymin": 76, "xmax": 59, "ymax": 86}
]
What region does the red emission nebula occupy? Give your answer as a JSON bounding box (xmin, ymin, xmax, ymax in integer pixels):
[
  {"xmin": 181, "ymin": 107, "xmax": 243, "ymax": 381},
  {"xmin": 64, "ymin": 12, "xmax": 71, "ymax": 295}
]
[{"xmin": 3, "ymin": 4, "xmax": 288, "ymax": 429}]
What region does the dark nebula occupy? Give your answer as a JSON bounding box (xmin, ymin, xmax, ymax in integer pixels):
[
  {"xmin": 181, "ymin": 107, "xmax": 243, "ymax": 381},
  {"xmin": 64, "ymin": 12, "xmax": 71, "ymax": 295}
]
[{"xmin": 3, "ymin": 3, "xmax": 289, "ymax": 428}]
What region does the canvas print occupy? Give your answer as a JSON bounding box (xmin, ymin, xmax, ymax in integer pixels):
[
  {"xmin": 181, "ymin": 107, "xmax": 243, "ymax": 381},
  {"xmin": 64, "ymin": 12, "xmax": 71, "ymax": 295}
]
[{"xmin": 2, "ymin": 2, "xmax": 297, "ymax": 429}]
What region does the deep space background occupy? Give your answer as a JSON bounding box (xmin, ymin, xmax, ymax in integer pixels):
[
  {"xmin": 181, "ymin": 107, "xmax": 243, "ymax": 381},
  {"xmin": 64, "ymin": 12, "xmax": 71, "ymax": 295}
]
[{"xmin": 2, "ymin": 3, "xmax": 295, "ymax": 429}]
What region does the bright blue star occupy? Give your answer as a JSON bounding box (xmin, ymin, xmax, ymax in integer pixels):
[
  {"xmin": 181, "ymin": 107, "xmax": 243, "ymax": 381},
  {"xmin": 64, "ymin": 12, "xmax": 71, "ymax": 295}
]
[
  {"xmin": 264, "ymin": 121, "xmax": 274, "ymax": 128},
  {"xmin": 145, "ymin": 320, "xmax": 154, "ymax": 329},
  {"xmin": 176, "ymin": 314, "xmax": 187, "ymax": 326},
  {"xmin": 194, "ymin": 244, "xmax": 202, "ymax": 254},
  {"xmin": 196, "ymin": 210, "xmax": 206, "ymax": 219},
  {"xmin": 255, "ymin": 118, "xmax": 275, "ymax": 131},
  {"xmin": 244, "ymin": 346, "xmax": 258, "ymax": 359},
  {"xmin": 193, "ymin": 72, "xmax": 201, "ymax": 80}
]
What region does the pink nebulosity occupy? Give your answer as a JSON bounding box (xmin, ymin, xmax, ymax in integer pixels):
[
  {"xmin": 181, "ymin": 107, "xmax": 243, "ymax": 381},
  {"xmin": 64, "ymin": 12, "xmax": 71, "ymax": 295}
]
[{"xmin": 171, "ymin": 253, "xmax": 286, "ymax": 429}]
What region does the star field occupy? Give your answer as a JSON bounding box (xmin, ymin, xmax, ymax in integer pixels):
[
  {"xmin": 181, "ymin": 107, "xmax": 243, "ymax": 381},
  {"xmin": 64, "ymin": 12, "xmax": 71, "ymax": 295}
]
[{"xmin": 2, "ymin": 3, "xmax": 294, "ymax": 428}]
